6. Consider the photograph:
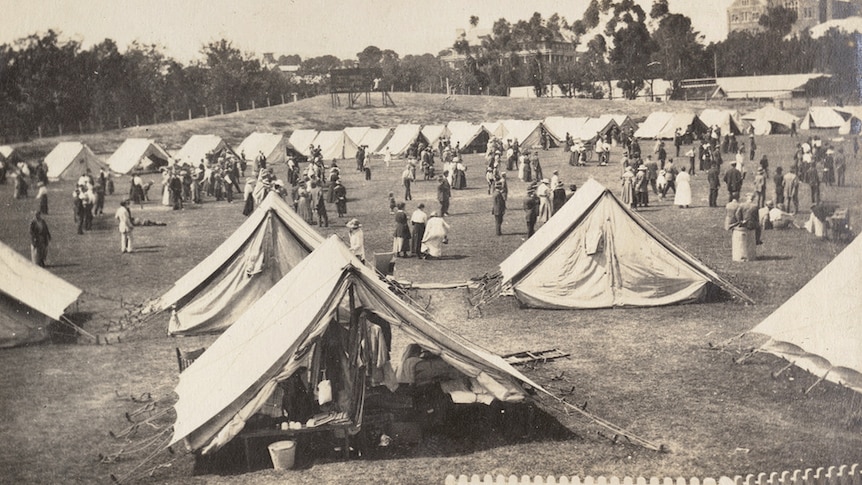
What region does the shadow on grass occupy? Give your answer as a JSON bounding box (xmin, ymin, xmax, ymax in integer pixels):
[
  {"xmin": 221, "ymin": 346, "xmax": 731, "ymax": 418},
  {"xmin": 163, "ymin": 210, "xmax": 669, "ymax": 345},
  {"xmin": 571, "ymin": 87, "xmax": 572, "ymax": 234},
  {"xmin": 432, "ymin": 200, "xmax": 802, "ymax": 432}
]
[
  {"xmin": 754, "ymin": 255, "xmax": 793, "ymax": 261},
  {"xmin": 47, "ymin": 262, "xmax": 80, "ymax": 268},
  {"xmin": 50, "ymin": 311, "xmax": 95, "ymax": 344},
  {"xmin": 193, "ymin": 401, "xmax": 576, "ymax": 476}
]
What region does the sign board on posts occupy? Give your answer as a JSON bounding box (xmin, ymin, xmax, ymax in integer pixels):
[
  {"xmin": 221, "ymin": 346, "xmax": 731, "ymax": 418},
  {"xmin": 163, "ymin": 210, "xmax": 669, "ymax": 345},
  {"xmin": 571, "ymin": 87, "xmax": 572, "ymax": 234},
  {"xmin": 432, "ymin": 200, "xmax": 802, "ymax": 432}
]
[{"xmin": 329, "ymin": 68, "xmax": 382, "ymax": 94}]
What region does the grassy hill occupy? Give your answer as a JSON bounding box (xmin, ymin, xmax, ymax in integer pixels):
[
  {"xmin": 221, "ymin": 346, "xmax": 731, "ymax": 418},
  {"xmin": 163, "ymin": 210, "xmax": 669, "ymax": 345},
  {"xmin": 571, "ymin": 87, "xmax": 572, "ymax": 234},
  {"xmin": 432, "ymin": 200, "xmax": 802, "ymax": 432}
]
[{"xmin": 9, "ymin": 93, "xmax": 770, "ymax": 159}]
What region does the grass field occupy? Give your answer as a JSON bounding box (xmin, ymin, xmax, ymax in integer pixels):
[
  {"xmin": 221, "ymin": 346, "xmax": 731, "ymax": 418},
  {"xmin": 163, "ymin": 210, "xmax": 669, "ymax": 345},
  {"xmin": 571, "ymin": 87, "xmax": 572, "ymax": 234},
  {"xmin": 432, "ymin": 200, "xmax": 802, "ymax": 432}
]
[{"xmin": 0, "ymin": 94, "xmax": 860, "ymax": 485}]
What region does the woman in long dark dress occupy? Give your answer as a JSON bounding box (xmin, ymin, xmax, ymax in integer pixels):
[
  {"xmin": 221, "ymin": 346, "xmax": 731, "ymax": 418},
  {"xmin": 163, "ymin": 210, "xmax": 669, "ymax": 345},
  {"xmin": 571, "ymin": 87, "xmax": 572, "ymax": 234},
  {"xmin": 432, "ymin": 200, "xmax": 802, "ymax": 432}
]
[{"xmin": 392, "ymin": 202, "xmax": 411, "ymax": 257}]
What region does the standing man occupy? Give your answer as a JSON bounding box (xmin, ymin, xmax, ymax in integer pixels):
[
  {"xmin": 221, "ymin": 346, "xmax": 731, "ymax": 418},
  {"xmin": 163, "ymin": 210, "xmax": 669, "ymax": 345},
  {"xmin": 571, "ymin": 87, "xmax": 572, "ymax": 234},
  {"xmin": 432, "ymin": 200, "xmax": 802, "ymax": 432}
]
[
  {"xmin": 723, "ymin": 161, "xmax": 744, "ymax": 202},
  {"xmin": 437, "ymin": 175, "xmax": 451, "ymax": 216},
  {"xmin": 115, "ymin": 199, "xmax": 134, "ymax": 253},
  {"xmin": 783, "ymin": 166, "xmax": 800, "ymax": 214},
  {"xmin": 707, "ymin": 163, "xmax": 720, "ymax": 207},
  {"xmin": 410, "ymin": 203, "xmax": 428, "ymax": 257},
  {"xmin": 523, "ymin": 187, "xmax": 539, "ymax": 238},
  {"xmin": 835, "ymin": 148, "xmax": 846, "ymax": 186},
  {"xmin": 492, "ymin": 182, "xmax": 506, "ymax": 236},
  {"xmin": 29, "ymin": 210, "xmax": 51, "ymax": 267},
  {"xmin": 401, "ymin": 164, "xmax": 413, "ymax": 201},
  {"xmin": 807, "ymin": 162, "xmax": 821, "ymax": 205}
]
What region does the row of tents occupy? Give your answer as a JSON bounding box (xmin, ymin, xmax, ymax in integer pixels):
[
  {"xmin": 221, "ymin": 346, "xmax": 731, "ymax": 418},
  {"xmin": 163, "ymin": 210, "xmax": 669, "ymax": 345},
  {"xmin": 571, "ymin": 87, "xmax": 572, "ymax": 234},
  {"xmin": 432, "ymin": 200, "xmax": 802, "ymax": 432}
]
[
  {"xmin": 1, "ymin": 178, "xmax": 858, "ymax": 459},
  {"xmin": 15, "ymin": 104, "xmax": 852, "ymax": 182}
]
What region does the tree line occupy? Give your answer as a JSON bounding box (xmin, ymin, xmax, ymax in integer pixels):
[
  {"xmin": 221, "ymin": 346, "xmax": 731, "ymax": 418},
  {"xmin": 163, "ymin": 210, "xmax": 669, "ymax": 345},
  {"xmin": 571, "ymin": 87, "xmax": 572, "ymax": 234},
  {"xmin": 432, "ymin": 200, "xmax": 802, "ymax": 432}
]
[{"xmin": 1, "ymin": 0, "xmax": 857, "ymax": 142}]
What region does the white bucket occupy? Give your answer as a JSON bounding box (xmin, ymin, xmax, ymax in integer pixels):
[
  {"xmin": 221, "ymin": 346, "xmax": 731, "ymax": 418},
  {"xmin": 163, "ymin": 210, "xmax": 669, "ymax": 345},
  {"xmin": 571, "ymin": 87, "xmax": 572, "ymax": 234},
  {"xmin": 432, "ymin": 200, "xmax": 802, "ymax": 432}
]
[
  {"xmin": 731, "ymin": 227, "xmax": 756, "ymax": 262},
  {"xmin": 267, "ymin": 440, "xmax": 296, "ymax": 470}
]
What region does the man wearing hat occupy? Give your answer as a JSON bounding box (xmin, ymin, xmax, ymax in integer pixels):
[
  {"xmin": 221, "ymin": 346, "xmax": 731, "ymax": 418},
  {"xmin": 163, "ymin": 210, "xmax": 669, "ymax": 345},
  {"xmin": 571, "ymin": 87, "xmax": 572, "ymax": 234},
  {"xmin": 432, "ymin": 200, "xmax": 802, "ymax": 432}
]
[
  {"xmin": 115, "ymin": 199, "xmax": 134, "ymax": 253},
  {"xmin": 29, "ymin": 210, "xmax": 51, "ymax": 267},
  {"xmin": 437, "ymin": 174, "xmax": 451, "ymax": 216},
  {"xmin": 723, "ymin": 160, "xmax": 744, "ymax": 202},
  {"xmin": 491, "ymin": 182, "xmax": 506, "ymax": 236},
  {"xmin": 536, "ymin": 178, "xmax": 552, "ymax": 222},
  {"xmin": 346, "ymin": 219, "xmax": 365, "ymax": 262},
  {"xmin": 523, "ymin": 186, "xmax": 539, "ymax": 238},
  {"xmin": 410, "ymin": 203, "xmax": 428, "ymax": 257},
  {"xmin": 635, "ymin": 165, "xmax": 649, "ymax": 208}
]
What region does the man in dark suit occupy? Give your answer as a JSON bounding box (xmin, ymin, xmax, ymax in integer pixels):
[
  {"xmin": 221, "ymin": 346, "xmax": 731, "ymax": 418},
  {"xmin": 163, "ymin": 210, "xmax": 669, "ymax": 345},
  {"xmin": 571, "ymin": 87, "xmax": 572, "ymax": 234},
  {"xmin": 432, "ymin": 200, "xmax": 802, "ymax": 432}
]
[{"xmin": 492, "ymin": 183, "xmax": 506, "ymax": 236}]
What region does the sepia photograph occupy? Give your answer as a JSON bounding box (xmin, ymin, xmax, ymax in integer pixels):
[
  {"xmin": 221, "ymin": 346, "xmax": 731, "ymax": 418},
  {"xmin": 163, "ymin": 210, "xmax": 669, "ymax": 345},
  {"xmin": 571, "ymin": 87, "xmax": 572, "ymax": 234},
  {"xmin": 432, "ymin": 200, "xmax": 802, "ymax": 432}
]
[{"xmin": 0, "ymin": 1, "xmax": 860, "ymax": 483}]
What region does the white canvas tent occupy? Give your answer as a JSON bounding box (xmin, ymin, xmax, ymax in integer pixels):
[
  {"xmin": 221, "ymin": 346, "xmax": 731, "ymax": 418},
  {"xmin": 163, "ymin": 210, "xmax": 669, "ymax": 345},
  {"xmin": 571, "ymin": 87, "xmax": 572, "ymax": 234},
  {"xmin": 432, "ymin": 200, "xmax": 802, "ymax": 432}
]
[
  {"xmin": 343, "ymin": 127, "xmax": 370, "ymax": 147},
  {"xmin": 799, "ymin": 107, "xmax": 847, "ymax": 130},
  {"xmin": 576, "ymin": 116, "xmax": 618, "ymax": 142},
  {"xmin": 634, "ymin": 112, "xmax": 674, "ymax": 139},
  {"xmin": 174, "ymin": 135, "xmax": 235, "ymax": 166},
  {"xmin": 741, "ymin": 106, "xmax": 799, "ymax": 135},
  {"xmin": 0, "ymin": 241, "xmax": 82, "ymax": 348},
  {"xmin": 144, "ymin": 192, "xmax": 325, "ymax": 336},
  {"xmin": 749, "ymin": 236, "xmax": 862, "ymax": 393},
  {"xmin": 421, "ymin": 125, "xmax": 450, "ymax": 146},
  {"xmin": 609, "ymin": 114, "xmax": 637, "ymax": 136},
  {"xmin": 493, "ymin": 179, "xmax": 752, "ymax": 309},
  {"xmin": 542, "ymin": 117, "xmax": 589, "ymax": 144},
  {"xmin": 496, "ymin": 120, "xmax": 545, "ymax": 148},
  {"xmin": 699, "ymin": 109, "xmax": 743, "ymax": 135},
  {"xmin": 379, "ymin": 124, "xmax": 424, "ymax": 156},
  {"xmin": 357, "ymin": 128, "xmax": 393, "ymax": 154},
  {"xmin": 312, "ymin": 131, "xmax": 359, "ymax": 160},
  {"xmin": 287, "ymin": 129, "xmax": 319, "ymax": 157},
  {"xmin": 0, "ymin": 145, "xmax": 20, "ymax": 163},
  {"xmin": 236, "ymin": 132, "xmax": 287, "ymax": 166},
  {"xmin": 171, "ymin": 235, "xmax": 542, "ymax": 454},
  {"xmin": 481, "ymin": 122, "xmax": 504, "ymax": 139},
  {"xmin": 446, "ymin": 121, "xmax": 491, "ymax": 153},
  {"xmin": 44, "ymin": 142, "xmax": 107, "ymax": 180},
  {"xmin": 835, "ymin": 106, "xmax": 862, "ymax": 135},
  {"xmin": 106, "ymin": 139, "xmax": 171, "ymax": 174}
]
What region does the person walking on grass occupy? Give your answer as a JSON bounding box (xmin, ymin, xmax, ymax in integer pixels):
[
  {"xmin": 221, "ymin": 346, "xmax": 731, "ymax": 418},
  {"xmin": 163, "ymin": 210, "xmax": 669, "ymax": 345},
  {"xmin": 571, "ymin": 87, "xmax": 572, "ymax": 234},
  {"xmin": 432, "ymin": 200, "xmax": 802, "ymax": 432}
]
[
  {"xmin": 346, "ymin": 218, "xmax": 365, "ymax": 263},
  {"xmin": 420, "ymin": 212, "xmax": 450, "ymax": 260},
  {"xmin": 410, "ymin": 203, "xmax": 428, "ymax": 257},
  {"xmin": 492, "ymin": 182, "xmax": 506, "ymax": 236},
  {"xmin": 115, "ymin": 200, "xmax": 134, "ymax": 254},
  {"xmin": 29, "ymin": 210, "xmax": 51, "ymax": 267}
]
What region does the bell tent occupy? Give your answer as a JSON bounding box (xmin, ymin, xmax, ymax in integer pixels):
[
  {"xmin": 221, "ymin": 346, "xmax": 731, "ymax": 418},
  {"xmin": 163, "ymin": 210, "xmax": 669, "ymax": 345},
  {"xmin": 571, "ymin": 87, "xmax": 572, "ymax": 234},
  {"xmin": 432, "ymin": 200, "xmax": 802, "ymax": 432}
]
[
  {"xmin": 748, "ymin": 236, "xmax": 862, "ymax": 393},
  {"xmin": 144, "ymin": 192, "xmax": 325, "ymax": 336},
  {"xmin": 170, "ymin": 235, "xmax": 542, "ymax": 454},
  {"xmin": 236, "ymin": 133, "xmax": 287, "ymax": 166},
  {"xmin": 480, "ymin": 179, "xmax": 751, "ymax": 309},
  {"xmin": 44, "ymin": 142, "xmax": 107, "ymax": 180},
  {"xmin": 0, "ymin": 241, "xmax": 82, "ymax": 348},
  {"xmin": 106, "ymin": 138, "xmax": 171, "ymax": 174}
]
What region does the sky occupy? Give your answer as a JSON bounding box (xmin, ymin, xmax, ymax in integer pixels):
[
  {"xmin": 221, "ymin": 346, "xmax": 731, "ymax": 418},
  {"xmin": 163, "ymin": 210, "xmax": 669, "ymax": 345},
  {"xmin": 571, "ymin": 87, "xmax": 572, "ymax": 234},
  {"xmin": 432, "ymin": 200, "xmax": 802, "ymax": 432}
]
[{"xmin": 1, "ymin": 0, "xmax": 734, "ymax": 63}]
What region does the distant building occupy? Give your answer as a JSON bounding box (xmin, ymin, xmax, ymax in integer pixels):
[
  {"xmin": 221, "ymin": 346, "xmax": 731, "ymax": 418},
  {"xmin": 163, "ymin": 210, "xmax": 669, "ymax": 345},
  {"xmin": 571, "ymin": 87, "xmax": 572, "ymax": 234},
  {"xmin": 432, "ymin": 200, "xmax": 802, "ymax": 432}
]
[
  {"xmin": 727, "ymin": 0, "xmax": 862, "ymax": 35},
  {"xmin": 440, "ymin": 27, "xmax": 576, "ymax": 69},
  {"xmin": 677, "ymin": 73, "xmax": 832, "ymax": 100}
]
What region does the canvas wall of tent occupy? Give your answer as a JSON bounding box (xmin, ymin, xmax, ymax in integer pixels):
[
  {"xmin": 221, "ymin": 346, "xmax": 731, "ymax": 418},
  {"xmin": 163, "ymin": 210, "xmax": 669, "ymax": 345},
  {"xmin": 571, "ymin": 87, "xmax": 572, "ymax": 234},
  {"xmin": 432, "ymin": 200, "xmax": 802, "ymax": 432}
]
[
  {"xmin": 741, "ymin": 106, "xmax": 799, "ymax": 135},
  {"xmin": 495, "ymin": 120, "xmax": 545, "ymax": 149},
  {"xmin": 286, "ymin": 129, "xmax": 320, "ymax": 158},
  {"xmin": 378, "ymin": 124, "xmax": 426, "ymax": 156},
  {"xmin": 542, "ymin": 117, "xmax": 589, "ymax": 145},
  {"xmin": 357, "ymin": 127, "xmax": 393, "ymax": 154},
  {"xmin": 312, "ymin": 130, "xmax": 359, "ymax": 160},
  {"xmin": 748, "ymin": 235, "xmax": 862, "ymax": 394},
  {"xmin": 699, "ymin": 109, "xmax": 743, "ymax": 136},
  {"xmin": 799, "ymin": 106, "xmax": 849, "ymax": 130},
  {"xmin": 143, "ymin": 192, "xmax": 325, "ymax": 336},
  {"xmin": 44, "ymin": 142, "xmax": 108, "ymax": 180},
  {"xmin": 171, "ymin": 235, "xmax": 543, "ymax": 455},
  {"xmin": 446, "ymin": 121, "xmax": 490, "ymax": 154},
  {"xmin": 474, "ymin": 179, "xmax": 751, "ymax": 310},
  {"xmin": 106, "ymin": 138, "xmax": 171, "ymax": 174},
  {"xmin": 173, "ymin": 135, "xmax": 237, "ymax": 166},
  {"xmin": 0, "ymin": 241, "xmax": 82, "ymax": 348},
  {"xmin": 634, "ymin": 112, "xmax": 707, "ymax": 140},
  {"xmin": 236, "ymin": 132, "xmax": 288, "ymax": 166}
]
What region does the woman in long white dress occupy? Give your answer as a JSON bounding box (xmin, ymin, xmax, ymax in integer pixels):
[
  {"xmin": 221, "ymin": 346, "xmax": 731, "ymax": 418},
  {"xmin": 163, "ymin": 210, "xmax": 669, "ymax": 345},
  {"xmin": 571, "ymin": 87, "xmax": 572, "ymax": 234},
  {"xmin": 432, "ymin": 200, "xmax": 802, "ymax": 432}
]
[
  {"xmin": 421, "ymin": 212, "xmax": 450, "ymax": 259},
  {"xmin": 674, "ymin": 166, "xmax": 692, "ymax": 208}
]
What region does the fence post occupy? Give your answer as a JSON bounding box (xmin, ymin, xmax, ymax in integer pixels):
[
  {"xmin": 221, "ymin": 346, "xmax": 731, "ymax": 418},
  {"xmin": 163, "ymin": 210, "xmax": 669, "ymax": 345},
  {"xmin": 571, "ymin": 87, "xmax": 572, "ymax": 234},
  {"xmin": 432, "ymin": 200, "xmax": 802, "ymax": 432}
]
[
  {"xmin": 118, "ymin": 117, "xmax": 122, "ymax": 129},
  {"xmin": 78, "ymin": 120, "xmax": 83, "ymax": 133},
  {"xmin": 204, "ymin": 106, "xmax": 208, "ymax": 117},
  {"xmin": 267, "ymin": 97, "xmax": 270, "ymax": 107},
  {"xmin": 292, "ymin": 93, "xmax": 298, "ymax": 102},
  {"xmin": 252, "ymin": 100, "xmax": 255, "ymax": 110},
  {"xmin": 170, "ymin": 111, "xmax": 174, "ymax": 122},
  {"xmin": 220, "ymin": 104, "xmax": 224, "ymax": 115},
  {"xmin": 58, "ymin": 124, "xmax": 63, "ymax": 136},
  {"xmin": 188, "ymin": 109, "xmax": 192, "ymax": 120},
  {"xmin": 135, "ymin": 114, "xmax": 139, "ymax": 126},
  {"xmin": 281, "ymin": 94, "xmax": 285, "ymax": 104},
  {"xmin": 236, "ymin": 101, "xmax": 240, "ymax": 112}
]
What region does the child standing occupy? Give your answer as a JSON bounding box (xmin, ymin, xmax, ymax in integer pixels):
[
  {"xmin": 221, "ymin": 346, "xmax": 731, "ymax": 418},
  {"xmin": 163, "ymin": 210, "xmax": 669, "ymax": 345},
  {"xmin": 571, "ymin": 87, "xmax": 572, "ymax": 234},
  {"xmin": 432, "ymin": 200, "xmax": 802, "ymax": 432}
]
[{"xmin": 388, "ymin": 192, "xmax": 396, "ymax": 214}]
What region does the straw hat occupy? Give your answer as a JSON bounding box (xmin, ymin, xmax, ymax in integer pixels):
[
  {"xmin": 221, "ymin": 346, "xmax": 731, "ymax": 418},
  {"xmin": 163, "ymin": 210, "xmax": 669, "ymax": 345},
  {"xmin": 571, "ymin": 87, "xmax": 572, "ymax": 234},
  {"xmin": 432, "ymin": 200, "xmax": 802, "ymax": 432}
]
[{"xmin": 346, "ymin": 218, "xmax": 361, "ymax": 229}]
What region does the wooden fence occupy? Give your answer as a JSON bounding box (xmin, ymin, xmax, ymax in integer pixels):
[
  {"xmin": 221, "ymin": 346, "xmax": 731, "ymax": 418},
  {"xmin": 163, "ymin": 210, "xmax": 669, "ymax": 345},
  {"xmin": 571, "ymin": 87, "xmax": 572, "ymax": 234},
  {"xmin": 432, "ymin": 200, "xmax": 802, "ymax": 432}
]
[{"xmin": 444, "ymin": 464, "xmax": 862, "ymax": 485}]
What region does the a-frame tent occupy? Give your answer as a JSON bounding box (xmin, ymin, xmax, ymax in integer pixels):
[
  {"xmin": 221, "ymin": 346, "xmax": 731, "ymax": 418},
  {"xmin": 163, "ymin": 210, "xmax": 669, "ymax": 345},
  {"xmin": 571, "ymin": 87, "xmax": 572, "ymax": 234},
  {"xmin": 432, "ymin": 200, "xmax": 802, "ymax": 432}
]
[
  {"xmin": 634, "ymin": 112, "xmax": 674, "ymax": 139},
  {"xmin": 312, "ymin": 130, "xmax": 359, "ymax": 160},
  {"xmin": 106, "ymin": 138, "xmax": 171, "ymax": 174},
  {"xmin": 799, "ymin": 107, "xmax": 847, "ymax": 130},
  {"xmin": 609, "ymin": 114, "xmax": 637, "ymax": 136},
  {"xmin": 287, "ymin": 129, "xmax": 319, "ymax": 158},
  {"xmin": 0, "ymin": 241, "xmax": 82, "ymax": 348},
  {"xmin": 749, "ymin": 237, "xmax": 862, "ymax": 393},
  {"xmin": 0, "ymin": 145, "xmax": 22, "ymax": 164},
  {"xmin": 379, "ymin": 124, "xmax": 425, "ymax": 156},
  {"xmin": 342, "ymin": 127, "xmax": 371, "ymax": 148},
  {"xmin": 493, "ymin": 179, "xmax": 752, "ymax": 309},
  {"xmin": 44, "ymin": 142, "xmax": 107, "ymax": 180},
  {"xmin": 496, "ymin": 120, "xmax": 545, "ymax": 148},
  {"xmin": 421, "ymin": 125, "xmax": 450, "ymax": 146},
  {"xmin": 446, "ymin": 121, "xmax": 490, "ymax": 154},
  {"xmin": 236, "ymin": 132, "xmax": 287, "ymax": 166},
  {"xmin": 543, "ymin": 117, "xmax": 589, "ymax": 144},
  {"xmin": 699, "ymin": 109, "xmax": 743, "ymax": 135},
  {"xmin": 576, "ymin": 116, "xmax": 618, "ymax": 142},
  {"xmin": 357, "ymin": 128, "xmax": 393, "ymax": 154},
  {"xmin": 143, "ymin": 192, "xmax": 325, "ymax": 336},
  {"xmin": 658, "ymin": 112, "xmax": 707, "ymax": 139},
  {"xmin": 171, "ymin": 235, "xmax": 542, "ymax": 454},
  {"xmin": 174, "ymin": 135, "xmax": 236, "ymax": 166},
  {"xmin": 741, "ymin": 106, "xmax": 798, "ymax": 135}
]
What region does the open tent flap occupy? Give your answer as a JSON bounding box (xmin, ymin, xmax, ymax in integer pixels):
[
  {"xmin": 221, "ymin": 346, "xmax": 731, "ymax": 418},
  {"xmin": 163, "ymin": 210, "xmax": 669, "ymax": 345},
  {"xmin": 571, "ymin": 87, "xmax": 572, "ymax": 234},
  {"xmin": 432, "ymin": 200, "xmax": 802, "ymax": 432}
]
[
  {"xmin": 107, "ymin": 139, "xmax": 171, "ymax": 174},
  {"xmin": 44, "ymin": 142, "xmax": 108, "ymax": 180},
  {"xmin": 236, "ymin": 133, "xmax": 287, "ymax": 165},
  {"xmin": 171, "ymin": 236, "xmax": 541, "ymax": 454},
  {"xmin": 287, "ymin": 130, "xmax": 320, "ymax": 157},
  {"xmin": 382, "ymin": 124, "xmax": 424, "ymax": 156},
  {"xmin": 358, "ymin": 128, "xmax": 393, "ymax": 154}
]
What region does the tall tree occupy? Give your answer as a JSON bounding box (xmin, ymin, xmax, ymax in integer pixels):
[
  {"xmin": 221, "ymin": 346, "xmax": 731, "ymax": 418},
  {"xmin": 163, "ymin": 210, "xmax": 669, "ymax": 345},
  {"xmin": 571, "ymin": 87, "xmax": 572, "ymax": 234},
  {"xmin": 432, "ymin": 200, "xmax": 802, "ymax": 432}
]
[
  {"xmin": 356, "ymin": 45, "xmax": 383, "ymax": 69},
  {"xmin": 759, "ymin": 6, "xmax": 798, "ymax": 37},
  {"xmin": 606, "ymin": 0, "xmax": 655, "ymax": 99}
]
